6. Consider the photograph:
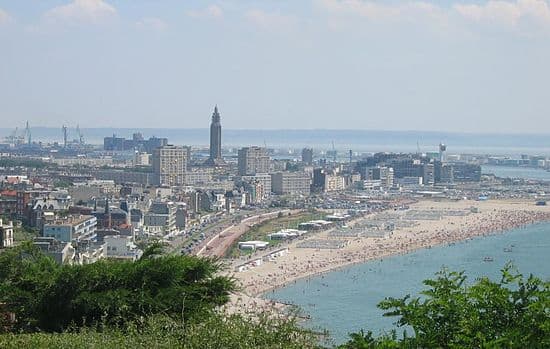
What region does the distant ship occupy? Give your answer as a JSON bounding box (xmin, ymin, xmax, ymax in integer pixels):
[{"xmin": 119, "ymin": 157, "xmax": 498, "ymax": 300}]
[
  {"xmin": 483, "ymin": 257, "xmax": 494, "ymax": 262},
  {"xmin": 503, "ymin": 247, "xmax": 513, "ymax": 252}
]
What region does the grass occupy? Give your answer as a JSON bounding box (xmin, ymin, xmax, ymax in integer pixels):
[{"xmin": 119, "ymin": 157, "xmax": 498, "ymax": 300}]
[{"xmin": 226, "ymin": 210, "xmax": 324, "ymax": 258}]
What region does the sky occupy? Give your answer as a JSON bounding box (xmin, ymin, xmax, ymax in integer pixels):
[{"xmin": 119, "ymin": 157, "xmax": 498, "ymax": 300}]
[{"xmin": 1, "ymin": 0, "xmax": 550, "ymax": 133}]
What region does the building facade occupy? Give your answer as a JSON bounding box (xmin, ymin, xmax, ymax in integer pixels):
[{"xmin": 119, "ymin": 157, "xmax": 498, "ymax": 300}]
[
  {"xmin": 104, "ymin": 235, "xmax": 143, "ymax": 261},
  {"xmin": 313, "ymin": 169, "xmax": 345, "ymax": 192},
  {"xmin": 271, "ymin": 172, "xmax": 311, "ymax": 195},
  {"xmin": 43, "ymin": 215, "xmax": 97, "ymax": 242},
  {"xmin": 368, "ymin": 166, "xmax": 395, "ymax": 188},
  {"xmin": 0, "ymin": 219, "xmax": 14, "ymax": 248},
  {"xmin": 152, "ymin": 145, "xmax": 188, "ymax": 186},
  {"xmin": 302, "ymin": 148, "xmax": 313, "ymax": 165},
  {"xmin": 143, "ymin": 201, "xmax": 176, "ymax": 234},
  {"xmin": 238, "ymin": 146, "xmax": 270, "ymax": 175},
  {"xmin": 104, "ymin": 134, "xmax": 168, "ymax": 153},
  {"xmin": 184, "ymin": 168, "xmax": 214, "ymax": 186}
]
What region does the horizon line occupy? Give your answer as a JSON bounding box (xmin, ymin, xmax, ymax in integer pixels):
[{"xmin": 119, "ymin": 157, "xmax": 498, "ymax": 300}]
[{"xmin": 2, "ymin": 126, "xmax": 550, "ymax": 137}]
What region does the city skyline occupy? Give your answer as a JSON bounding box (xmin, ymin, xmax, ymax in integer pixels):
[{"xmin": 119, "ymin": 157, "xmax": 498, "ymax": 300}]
[
  {"xmin": 2, "ymin": 2, "xmax": 550, "ymax": 347},
  {"xmin": 1, "ymin": 1, "xmax": 550, "ymax": 133}
]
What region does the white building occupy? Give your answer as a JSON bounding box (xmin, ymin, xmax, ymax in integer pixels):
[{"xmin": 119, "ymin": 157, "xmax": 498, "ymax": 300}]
[
  {"xmin": 361, "ymin": 180, "xmax": 382, "ymax": 190},
  {"xmin": 104, "ymin": 235, "xmax": 143, "ymax": 261},
  {"xmin": 134, "ymin": 151, "xmax": 151, "ymax": 166},
  {"xmin": 268, "ymin": 229, "xmax": 307, "ymax": 240},
  {"xmin": 238, "ymin": 240, "xmax": 269, "ymax": 250},
  {"xmin": 324, "ymin": 174, "xmax": 345, "ymax": 192},
  {"xmin": 0, "ymin": 219, "xmax": 14, "ymax": 248},
  {"xmin": 76, "ymin": 241, "xmax": 106, "ymax": 265},
  {"xmin": 43, "ymin": 215, "xmax": 97, "ymax": 242}
]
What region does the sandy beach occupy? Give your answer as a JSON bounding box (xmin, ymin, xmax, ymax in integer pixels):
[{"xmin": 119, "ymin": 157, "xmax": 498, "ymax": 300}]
[{"xmin": 224, "ymin": 199, "xmax": 550, "ymax": 313}]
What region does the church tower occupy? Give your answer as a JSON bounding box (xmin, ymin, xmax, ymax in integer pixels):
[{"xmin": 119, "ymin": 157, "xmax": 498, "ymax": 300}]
[{"xmin": 206, "ymin": 106, "xmax": 224, "ymax": 165}]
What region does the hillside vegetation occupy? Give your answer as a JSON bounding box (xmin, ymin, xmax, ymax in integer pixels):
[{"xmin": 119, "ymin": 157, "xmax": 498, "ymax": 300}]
[{"xmin": 0, "ymin": 243, "xmax": 548, "ymax": 348}]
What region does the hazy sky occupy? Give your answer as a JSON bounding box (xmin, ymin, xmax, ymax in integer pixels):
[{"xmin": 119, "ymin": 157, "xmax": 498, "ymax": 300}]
[{"xmin": 1, "ymin": 0, "xmax": 550, "ymax": 133}]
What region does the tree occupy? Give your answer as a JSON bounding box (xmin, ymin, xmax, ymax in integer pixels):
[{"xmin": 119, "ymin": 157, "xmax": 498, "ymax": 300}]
[
  {"xmin": 0, "ymin": 244, "xmax": 235, "ymax": 332},
  {"xmin": 53, "ymin": 180, "xmax": 73, "ymax": 188},
  {"xmin": 341, "ymin": 264, "xmax": 550, "ymax": 348}
]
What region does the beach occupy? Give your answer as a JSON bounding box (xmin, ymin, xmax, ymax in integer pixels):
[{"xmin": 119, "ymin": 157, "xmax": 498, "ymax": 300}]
[{"xmin": 224, "ymin": 199, "xmax": 550, "ymax": 313}]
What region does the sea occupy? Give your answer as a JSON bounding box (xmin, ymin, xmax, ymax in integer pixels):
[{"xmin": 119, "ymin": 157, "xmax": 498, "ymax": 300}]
[
  {"xmin": 266, "ymin": 167, "xmax": 550, "ymax": 345},
  {"xmin": 266, "ymin": 223, "xmax": 550, "ymax": 345},
  {"xmin": 3, "ymin": 127, "xmax": 550, "ymax": 156},
  {"xmin": 482, "ymin": 165, "xmax": 550, "ymax": 181}
]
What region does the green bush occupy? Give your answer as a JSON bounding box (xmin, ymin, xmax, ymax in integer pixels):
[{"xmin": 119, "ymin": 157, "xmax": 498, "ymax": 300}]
[
  {"xmin": 2, "ymin": 242, "xmax": 548, "ymax": 349},
  {"xmin": 0, "ymin": 243, "xmax": 235, "ymax": 332},
  {"xmin": 340, "ymin": 264, "xmax": 550, "ymax": 348},
  {"xmin": 0, "ymin": 313, "xmax": 317, "ymax": 349}
]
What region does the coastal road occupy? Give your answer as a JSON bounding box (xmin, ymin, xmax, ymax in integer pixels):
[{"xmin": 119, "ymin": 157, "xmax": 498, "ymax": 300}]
[
  {"xmin": 165, "ymin": 215, "xmax": 233, "ymax": 254},
  {"xmin": 195, "ymin": 209, "xmax": 296, "ymax": 258}
]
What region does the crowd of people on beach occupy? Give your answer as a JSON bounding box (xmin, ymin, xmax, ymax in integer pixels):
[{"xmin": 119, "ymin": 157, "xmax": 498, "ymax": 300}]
[{"xmin": 235, "ymin": 205, "xmax": 550, "ymax": 301}]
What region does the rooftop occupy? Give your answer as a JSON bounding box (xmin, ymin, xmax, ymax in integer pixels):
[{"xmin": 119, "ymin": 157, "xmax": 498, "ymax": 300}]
[{"xmin": 45, "ymin": 215, "xmax": 95, "ymax": 227}]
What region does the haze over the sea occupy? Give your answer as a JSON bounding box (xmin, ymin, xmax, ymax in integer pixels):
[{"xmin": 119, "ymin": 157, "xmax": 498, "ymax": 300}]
[{"xmin": 3, "ymin": 127, "xmax": 550, "ymax": 155}]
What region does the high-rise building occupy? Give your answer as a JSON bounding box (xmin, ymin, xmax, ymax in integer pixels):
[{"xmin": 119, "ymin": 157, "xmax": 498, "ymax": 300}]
[
  {"xmin": 153, "ymin": 145, "xmax": 187, "ymax": 186},
  {"xmin": 103, "ymin": 135, "xmax": 125, "ymax": 151},
  {"xmin": 434, "ymin": 161, "xmax": 453, "ymax": 184},
  {"xmin": 238, "ymin": 146, "xmax": 270, "ymax": 175},
  {"xmin": 302, "ymin": 148, "xmax": 313, "ymax": 165},
  {"xmin": 439, "ymin": 143, "xmax": 447, "ymax": 163},
  {"xmin": 103, "ymin": 134, "xmax": 167, "ymax": 153},
  {"xmin": 368, "ymin": 166, "xmax": 395, "ymax": 188},
  {"xmin": 422, "ymin": 164, "xmax": 435, "ymax": 186},
  {"xmin": 205, "ymin": 106, "xmax": 224, "ymax": 166},
  {"xmin": 271, "ymin": 172, "xmax": 311, "ymax": 195}
]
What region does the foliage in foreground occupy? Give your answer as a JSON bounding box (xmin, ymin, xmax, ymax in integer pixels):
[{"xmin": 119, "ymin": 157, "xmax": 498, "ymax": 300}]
[
  {"xmin": 0, "ymin": 313, "xmax": 317, "ymax": 349},
  {"xmin": 0, "ymin": 243, "xmax": 235, "ymax": 332},
  {"xmin": 340, "ymin": 264, "xmax": 550, "ymax": 349},
  {"xmin": 1, "ymin": 241, "xmax": 548, "ymax": 348}
]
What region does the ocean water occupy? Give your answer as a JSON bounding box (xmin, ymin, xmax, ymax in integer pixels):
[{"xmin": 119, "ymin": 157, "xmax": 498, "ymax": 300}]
[
  {"xmin": 4, "ymin": 127, "xmax": 550, "ymax": 155},
  {"xmin": 266, "ymin": 223, "xmax": 550, "ymax": 345},
  {"xmin": 482, "ymin": 165, "xmax": 550, "ymax": 181}
]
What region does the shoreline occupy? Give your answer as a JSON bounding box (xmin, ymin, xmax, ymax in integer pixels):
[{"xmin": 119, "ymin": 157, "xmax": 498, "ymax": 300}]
[
  {"xmin": 225, "ymin": 199, "xmax": 550, "ymax": 312},
  {"xmin": 256, "ymin": 219, "xmax": 550, "ymax": 298}
]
